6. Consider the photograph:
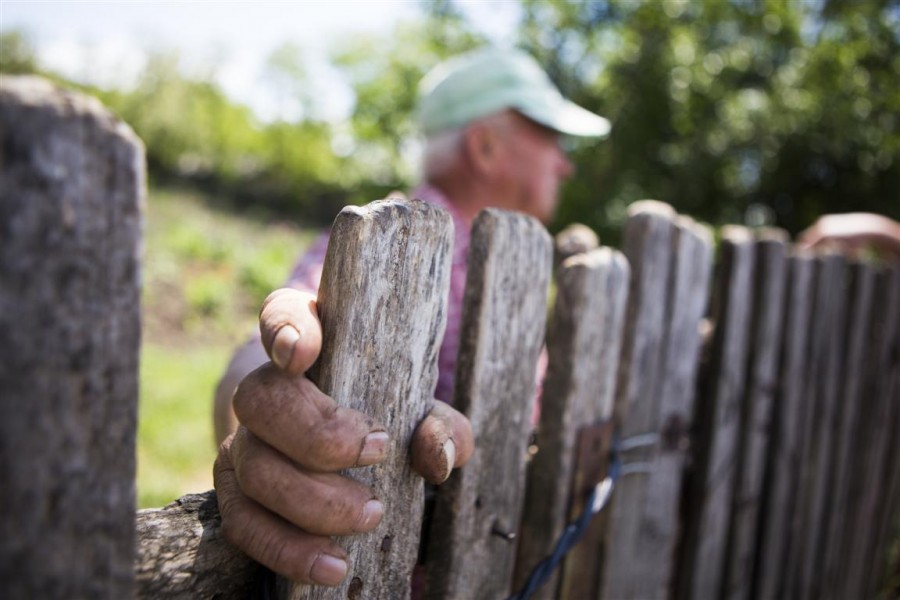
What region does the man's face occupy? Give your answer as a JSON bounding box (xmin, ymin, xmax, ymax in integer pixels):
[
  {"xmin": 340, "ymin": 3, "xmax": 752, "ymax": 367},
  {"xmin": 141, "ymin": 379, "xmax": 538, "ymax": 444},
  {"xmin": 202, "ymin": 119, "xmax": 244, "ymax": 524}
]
[{"xmin": 496, "ymin": 112, "xmax": 574, "ymax": 224}]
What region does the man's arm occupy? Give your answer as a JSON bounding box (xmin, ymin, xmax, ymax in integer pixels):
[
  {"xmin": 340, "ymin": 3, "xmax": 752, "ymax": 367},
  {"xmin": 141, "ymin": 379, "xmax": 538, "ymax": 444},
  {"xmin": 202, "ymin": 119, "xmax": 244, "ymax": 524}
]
[
  {"xmin": 213, "ymin": 337, "xmax": 267, "ymax": 445},
  {"xmin": 213, "ymin": 288, "xmax": 474, "ymax": 585}
]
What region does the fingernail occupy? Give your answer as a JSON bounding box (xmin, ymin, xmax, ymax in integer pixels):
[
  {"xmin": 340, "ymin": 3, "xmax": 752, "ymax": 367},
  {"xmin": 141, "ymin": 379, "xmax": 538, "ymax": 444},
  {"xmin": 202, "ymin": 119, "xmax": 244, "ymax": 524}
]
[
  {"xmin": 310, "ymin": 553, "xmax": 348, "ymax": 586},
  {"xmin": 356, "ymin": 499, "xmax": 384, "ymax": 531},
  {"xmin": 440, "ymin": 439, "xmax": 456, "ymax": 482},
  {"xmin": 271, "ymin": 325, "xmax": 300, "ymax": 370},
  {"xmin": 359, "ymin": 432, "xmax": 389, "ymax": 465}
]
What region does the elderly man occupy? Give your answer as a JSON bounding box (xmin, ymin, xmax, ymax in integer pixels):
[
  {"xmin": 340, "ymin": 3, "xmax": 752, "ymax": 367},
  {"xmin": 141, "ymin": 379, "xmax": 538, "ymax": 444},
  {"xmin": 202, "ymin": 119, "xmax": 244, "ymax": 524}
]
[{"xmin": 212, "ymin": 47, "xmax": 610, "ymax": 586}]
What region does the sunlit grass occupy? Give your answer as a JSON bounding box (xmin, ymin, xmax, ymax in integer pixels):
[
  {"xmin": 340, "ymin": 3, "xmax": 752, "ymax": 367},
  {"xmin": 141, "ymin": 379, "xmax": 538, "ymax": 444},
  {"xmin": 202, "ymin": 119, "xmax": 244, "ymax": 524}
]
[
  {"xmin": 137, "ymin": 344, "xmax": 223, "ymax": 508},
  {"xmin": 137, "ymin": 185, "xmax": 315, "ymax": 508}
]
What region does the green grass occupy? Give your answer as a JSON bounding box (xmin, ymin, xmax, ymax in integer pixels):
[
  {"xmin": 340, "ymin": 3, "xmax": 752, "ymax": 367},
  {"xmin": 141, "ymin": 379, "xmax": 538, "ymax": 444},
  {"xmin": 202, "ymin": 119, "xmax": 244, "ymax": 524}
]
[
  {"xmin": 137, "ymin": 185, "xmax": 316, "ymax": 508},
  {"xmin": 137, "ymin": 345, "xmax": 225, "ymax": 507}
]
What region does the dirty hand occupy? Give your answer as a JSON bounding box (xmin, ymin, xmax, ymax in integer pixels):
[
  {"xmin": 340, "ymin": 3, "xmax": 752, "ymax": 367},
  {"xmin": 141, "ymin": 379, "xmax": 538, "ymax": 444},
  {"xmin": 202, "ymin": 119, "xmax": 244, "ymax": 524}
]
[{"xmin": 213, "ymin": 288, "xmax": 473, "ymax": 585}]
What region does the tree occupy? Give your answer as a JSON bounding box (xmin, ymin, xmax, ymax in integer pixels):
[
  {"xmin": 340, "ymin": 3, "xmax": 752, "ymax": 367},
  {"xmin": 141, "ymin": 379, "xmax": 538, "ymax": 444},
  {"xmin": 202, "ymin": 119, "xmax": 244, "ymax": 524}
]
[
  {"xmin": 513, "ymin": 0, "xmax": 900, "ymax": 241},
  {"xmin": 331, "ymin": 0, "xmax": 898, "ymax": 242},
  {"xmin": 329, "ymin": 2, "xmax": 487, "ymax": 202},
  {"xmin": 0, "ymin": 30, "xmax": 38, "ymax": 75}
]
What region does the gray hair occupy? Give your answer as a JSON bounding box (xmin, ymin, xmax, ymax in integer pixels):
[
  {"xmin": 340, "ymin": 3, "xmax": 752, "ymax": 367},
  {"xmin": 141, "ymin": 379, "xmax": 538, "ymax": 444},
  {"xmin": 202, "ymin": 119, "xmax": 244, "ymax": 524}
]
[
  {"xmin": 421, "ymin": 111, "xmax": 517, "ymax": 182},
  {"xmin": 422, "ymin": 126, "xmax": 465, "ymax": 182}
]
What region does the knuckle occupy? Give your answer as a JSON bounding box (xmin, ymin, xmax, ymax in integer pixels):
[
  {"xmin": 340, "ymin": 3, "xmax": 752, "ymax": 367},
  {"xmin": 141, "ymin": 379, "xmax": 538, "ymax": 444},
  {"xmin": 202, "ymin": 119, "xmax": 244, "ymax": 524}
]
[
  {"xmin": 236, "ymin": 456, "xmax": 271, "ymax": 501},
  {"xmin": 231, "ymin": 386, "xmax": 254, "ymax": 423}
]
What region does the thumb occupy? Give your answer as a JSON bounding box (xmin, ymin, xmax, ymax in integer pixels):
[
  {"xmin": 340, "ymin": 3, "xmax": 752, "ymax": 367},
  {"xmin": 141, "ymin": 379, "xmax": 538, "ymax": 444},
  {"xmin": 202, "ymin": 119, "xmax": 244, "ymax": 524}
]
[
  {"xmin": 259, "ymin": 288, "xmax": 323, "ymax": 375},
  {"xmin": 411, "ymin": 401, "xmax": 474, "ymax": 484}
]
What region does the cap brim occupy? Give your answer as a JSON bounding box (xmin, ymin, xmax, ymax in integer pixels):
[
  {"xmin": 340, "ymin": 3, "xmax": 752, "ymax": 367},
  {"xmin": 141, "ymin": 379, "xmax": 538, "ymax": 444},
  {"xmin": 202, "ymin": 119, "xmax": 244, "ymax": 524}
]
[{"xmin": 521, "ymin": 100, "xmax": 611, "ymax": 138}]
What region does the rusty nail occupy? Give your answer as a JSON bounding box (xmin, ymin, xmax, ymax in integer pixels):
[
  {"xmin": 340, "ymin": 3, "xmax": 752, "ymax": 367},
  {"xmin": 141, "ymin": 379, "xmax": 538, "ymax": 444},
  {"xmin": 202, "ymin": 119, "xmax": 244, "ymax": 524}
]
[{"xmin": 491, "ymin": 522, "xmax": 517, "ymax": 542}]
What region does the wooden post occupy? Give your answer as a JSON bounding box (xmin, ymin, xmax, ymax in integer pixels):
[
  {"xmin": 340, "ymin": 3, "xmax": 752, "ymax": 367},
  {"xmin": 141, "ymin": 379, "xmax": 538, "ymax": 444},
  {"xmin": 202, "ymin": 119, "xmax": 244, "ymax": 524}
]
[
  {"xmin": 0, "ymin": 76, "xmax": 144, "ymax": 597},
  {"xmin": 283, "ymin": 199, "xmax": 454, "ymax": 600},
  {"xmin": 513, "ymin": 246, "xmax": 630, "ymax": 600},
  {"xmin": 723, "ymin": 230, "xmax": 789, "ymax": 600},
  {"xmin": 625, "ymin": 215, "xmax": 713, "ymax": 600},
  {"xmin": 818, "ymin": 261, "xmax": 876, "ymax": 599},
  {"xmin": 678, "ymin": 226, "xmax": 756, "ymax": 600},
  {"xmin": 785, "ymin": 253, "xmax": 848, "ymax": 600},
  {"xmin": 865, "ymin": 265, "xmax": 900, "ymax": 597},
  {"xmin": 135, "ymin": 492, "xmax": 260, "ymax": 599},
  {"xmin": 603, "ymin": 201, "xmax": 676, "ymax": 600},
  {"xmin": 752, "ymin": 251, "xmax": 815, "ymax": 600},
  {"xmin": 842, "ymin": 264, "xmax": 900, "ymax": 599},
  {"xmin": 603, "ymin": 203, "xmax": 713, "ymax": 600},
  {"xmin": 427, "ymin": 209, "xmax": 552, "ymax": 600}
]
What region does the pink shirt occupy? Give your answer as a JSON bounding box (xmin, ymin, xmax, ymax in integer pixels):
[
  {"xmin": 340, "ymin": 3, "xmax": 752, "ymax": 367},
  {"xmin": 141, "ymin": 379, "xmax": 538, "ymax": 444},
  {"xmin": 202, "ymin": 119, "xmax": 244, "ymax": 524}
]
[{"xmin": 286, "ymin": 186, "xmax": 471, "ymax": 406}]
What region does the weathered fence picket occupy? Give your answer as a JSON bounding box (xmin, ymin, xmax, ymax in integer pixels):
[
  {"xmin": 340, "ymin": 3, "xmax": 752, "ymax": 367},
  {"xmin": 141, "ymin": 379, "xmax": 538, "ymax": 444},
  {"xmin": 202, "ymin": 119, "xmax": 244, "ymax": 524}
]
[
  {"xmin": 4, "ymin": 78, "xmax": 899, "ymax": 600},
  {"xmin": 753, "ymin": 250, "xmax": 816, "ymax": 600},
  {"xmin": 724, "ymin": 230, "xmax": 789, "ymax": 600},
  {"xmin": 636, "ymin": 215, "xmax": 712, "ymax": 597},
  {"xmin": 602, "ymin": 203, "xmax": 714, "ymax": 600},
  {"xmin": 868, "ymin": 266, "xmax": 900, "ymax": 597},
  {"xmin": 820, "ymin": 261, "xmax": 877, "ymax": 600},
  {"xmin": 842, "ymin": 264, "xmax": 900, "ymax": 600},
  {"xmin": 513, "ymin": 245, "xmax": 630, "ymax": 600},
  {"xmin": 680, "ymin": 226, "xmax": 757, "ymax": 600},
  {"xmin": 0, "ymin": 76, "xmax": 144, "ymax": 598},
  {"xmin": 285, "ymin": 199, "xmax": 454, "ymax": 600},
  {"xmin": 872, "ymin": 266, "xmax": 900, "ymax": 598},
  {"xmin": 788, "ymin": 253, "xmax": 848, "ymax": 600},
  {"xmin": 426, "ymin": 209, "xmax": 552, "ymax": 600}
]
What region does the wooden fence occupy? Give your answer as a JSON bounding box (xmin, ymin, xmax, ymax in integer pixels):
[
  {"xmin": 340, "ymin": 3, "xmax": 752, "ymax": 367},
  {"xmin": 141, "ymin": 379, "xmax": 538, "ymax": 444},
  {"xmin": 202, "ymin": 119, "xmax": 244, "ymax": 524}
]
[{"xmin": 2, "ymin": 77, "xmax": 898, "ymax": 600}]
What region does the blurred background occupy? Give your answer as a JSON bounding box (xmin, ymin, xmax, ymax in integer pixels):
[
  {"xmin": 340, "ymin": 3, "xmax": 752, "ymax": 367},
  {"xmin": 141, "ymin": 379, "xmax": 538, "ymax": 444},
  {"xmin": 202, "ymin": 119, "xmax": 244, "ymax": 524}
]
[{"xmin": 2, "ymin": 0, "xmax": 898, "ymax": 508}]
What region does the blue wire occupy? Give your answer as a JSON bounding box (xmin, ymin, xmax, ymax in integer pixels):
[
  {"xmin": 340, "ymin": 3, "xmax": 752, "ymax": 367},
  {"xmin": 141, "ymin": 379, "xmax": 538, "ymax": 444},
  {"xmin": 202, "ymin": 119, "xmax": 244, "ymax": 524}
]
[{"xmin": 508, "ymin": 449, "xmax": 622, "ymax": 600}]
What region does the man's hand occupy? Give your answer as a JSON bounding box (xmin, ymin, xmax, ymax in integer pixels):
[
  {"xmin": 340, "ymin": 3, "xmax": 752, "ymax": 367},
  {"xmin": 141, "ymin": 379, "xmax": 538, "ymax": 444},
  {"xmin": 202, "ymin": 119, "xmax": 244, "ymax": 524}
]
[
  {"xmin": 213, "ymin": 288, "xmax": 473, "ymax": 585},
  {"xmin": 798, "ymin": 213, "xmax": 900, "ymax": 260}
]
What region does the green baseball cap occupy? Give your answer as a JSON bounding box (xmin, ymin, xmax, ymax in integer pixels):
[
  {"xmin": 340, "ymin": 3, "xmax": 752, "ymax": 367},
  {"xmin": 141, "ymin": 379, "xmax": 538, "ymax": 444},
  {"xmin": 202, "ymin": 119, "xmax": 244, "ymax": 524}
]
[{"xmin": 417, "ymin": 47, "xmax": 611, "ymax": 138}]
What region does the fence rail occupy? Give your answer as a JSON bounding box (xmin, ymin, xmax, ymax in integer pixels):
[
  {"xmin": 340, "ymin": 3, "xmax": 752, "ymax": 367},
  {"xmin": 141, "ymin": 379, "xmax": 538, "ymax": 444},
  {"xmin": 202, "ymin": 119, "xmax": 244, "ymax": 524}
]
[{"xmin": 2, "ymin": 76, "xmax": 898, "ymax": 599}]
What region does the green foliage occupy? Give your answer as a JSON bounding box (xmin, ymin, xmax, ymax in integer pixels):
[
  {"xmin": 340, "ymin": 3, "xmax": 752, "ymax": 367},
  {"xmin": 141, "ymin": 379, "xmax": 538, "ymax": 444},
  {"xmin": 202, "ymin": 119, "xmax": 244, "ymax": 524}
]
[
  {"xmin": 0, "ymin": 30, "xmax": 38, "ymax": 74},
  {"xmin": 138, "ymin": 186, "xmax": 315, "ymax": 507},
  {"xmin": 511, "ymin": 0, "xmax": 900, "ymax": 243},
  {"xmin": 329, "ymin": 9, "xmax": 487, "ymax": 202},
  {"xmin": 0, "ymin": 33, "xmax": 348, "ymax": 224},
  {"xmin": 138, "ymin": 343, "xmax": 222, "ymax": 508},
  {"xmin": 143, "ymin": 186, "xmax": 314, "ymax": 338},
  {"xmin": 4, "ymin": 0, "xmax": 898, "ymax": 236}
]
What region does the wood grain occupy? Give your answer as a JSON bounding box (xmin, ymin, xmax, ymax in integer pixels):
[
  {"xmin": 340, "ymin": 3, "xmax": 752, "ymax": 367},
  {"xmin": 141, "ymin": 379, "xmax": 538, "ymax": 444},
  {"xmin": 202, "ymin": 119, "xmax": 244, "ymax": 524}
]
[
  {"xmin": 283, "ymin": 199, "xmax": 454, "ymax": 600},
  {"xmin": 427, "ymin": 209, "xmax": 552, "ymax": 600},
  {"xmin": 135, "ymin": 491, "xmax": 260, "ymax": 599},
  {"xmin": 752, "ymin": 250, "xmax": 815, "ymax": 600},
  {"xmin": 603, "ymin": 207, "xmax": 714, "ymax": 600},
  {"xmin": 513, "ymin": 247, "xmax": 629, "ymax": 600},
  {"xmin": 679, "ymin": 226, "xmax": 756, "ymax": 600},
  {"xmin": 818, "ymin": 261, "xmax": 876, "ymax": 600},
  {"xmin": 723, "ymin": 230, "xmax": 788, "ymax": 600},
  {"xmin": 842, "ymin": 264, "xmax": 900, "ymax": 599},
  {"xmin": 0, "ymin": 76, "xmax": 144, "ymax": 599},
  {"xmin": 788, "ymin": 253, "xmax": 848, "ymax": 600}
]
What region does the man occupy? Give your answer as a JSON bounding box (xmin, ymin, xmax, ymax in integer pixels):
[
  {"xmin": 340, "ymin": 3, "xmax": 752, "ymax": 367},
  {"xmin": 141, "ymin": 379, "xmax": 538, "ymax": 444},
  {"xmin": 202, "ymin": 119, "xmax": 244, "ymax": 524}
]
[{"xmin": 212, "ymin": 47, "xmax": 610, "ymax": 586}]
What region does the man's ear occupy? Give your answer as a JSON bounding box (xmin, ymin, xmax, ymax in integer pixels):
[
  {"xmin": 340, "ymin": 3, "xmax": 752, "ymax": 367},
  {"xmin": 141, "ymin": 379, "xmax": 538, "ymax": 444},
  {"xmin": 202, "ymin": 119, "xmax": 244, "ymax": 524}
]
[{"xmin": 463, "ymin": 122, "xmax": 499, "ymax": 176}]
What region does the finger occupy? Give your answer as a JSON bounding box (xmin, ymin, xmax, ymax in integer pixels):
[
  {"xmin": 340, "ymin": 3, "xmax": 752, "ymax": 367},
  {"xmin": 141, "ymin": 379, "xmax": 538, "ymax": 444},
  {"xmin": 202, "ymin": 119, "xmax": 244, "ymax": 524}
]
[
  {"xmin": 259, "ymin": 288, "xmax": 322, "ymax": 375},
  {"xmin": 411, "ymin": 401, "xmax": 474, "ymax": 484},
  {"xmin": 214, "ymin": 437, "xmax": 349, "ymax": 586},
  {"xmin": 233, "ymin": 363, "xmax": 390, "ymax": 472},
  {"xmin": 230, "ymin": 427, "xmax": 384, "ymax": 536}
]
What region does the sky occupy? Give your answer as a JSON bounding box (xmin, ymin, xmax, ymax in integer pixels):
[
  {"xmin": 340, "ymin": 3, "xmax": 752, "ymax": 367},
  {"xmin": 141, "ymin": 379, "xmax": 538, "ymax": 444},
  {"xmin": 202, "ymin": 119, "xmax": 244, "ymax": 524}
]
[{"xmin": 1, "ymin": 0, "xmax": 520, "ymax": 121}]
